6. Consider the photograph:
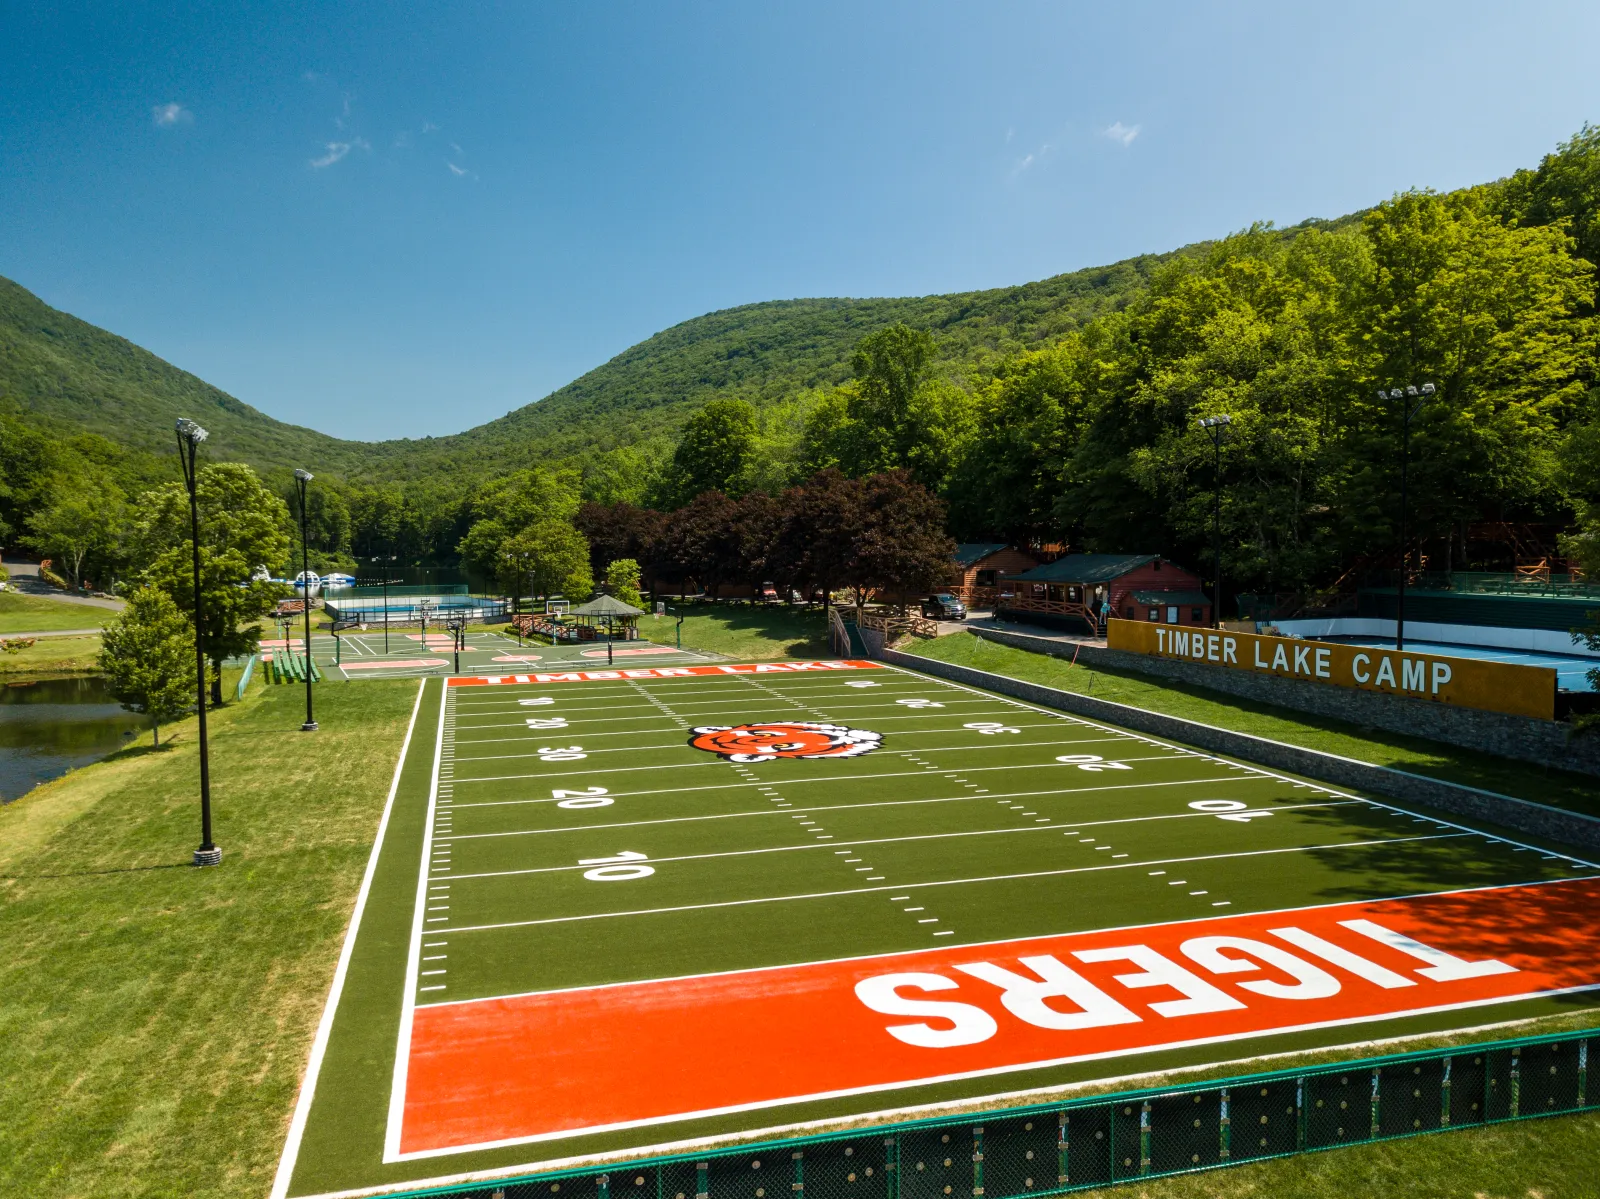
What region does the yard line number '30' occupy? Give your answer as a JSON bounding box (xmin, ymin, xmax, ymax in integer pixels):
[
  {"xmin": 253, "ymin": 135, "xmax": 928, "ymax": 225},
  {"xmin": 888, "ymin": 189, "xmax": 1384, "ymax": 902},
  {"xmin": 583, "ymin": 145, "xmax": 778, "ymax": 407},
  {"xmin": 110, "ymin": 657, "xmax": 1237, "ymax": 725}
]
[
  {"xmin": 1056, "ymin": 754, "xmax": 1132, "ymax": 771},
  {"xmin": 579, "ymin": 850, "xmax": 653, "ymax": 881},
  {"xmin": 538, "ymin": 745, "xmax": 586, "ymax": 761}
]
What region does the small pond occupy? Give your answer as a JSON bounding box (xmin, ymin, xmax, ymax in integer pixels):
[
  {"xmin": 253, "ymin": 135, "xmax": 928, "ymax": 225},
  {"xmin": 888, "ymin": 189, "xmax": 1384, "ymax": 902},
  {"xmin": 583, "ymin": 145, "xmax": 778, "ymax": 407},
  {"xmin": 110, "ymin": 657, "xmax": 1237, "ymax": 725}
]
[{"xmin": 0, "ymin": 676, "xmax": 150, "ymax": 803}]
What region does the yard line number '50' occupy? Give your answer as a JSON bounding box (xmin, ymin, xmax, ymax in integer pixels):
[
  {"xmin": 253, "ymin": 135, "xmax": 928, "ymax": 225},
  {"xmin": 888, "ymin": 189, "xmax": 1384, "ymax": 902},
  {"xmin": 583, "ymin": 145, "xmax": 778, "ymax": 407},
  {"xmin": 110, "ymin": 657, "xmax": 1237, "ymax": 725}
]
[
  {"xmin": 554, "ymin": 787, "xmax": 612, "ymax": 809},
  {"xmin": 579, "ymin": 850, "xmax": 653, "ymax": 881},
  {"xmin": 1056, "ymin": 754, "xmax": 1132, "ymax": 771}
]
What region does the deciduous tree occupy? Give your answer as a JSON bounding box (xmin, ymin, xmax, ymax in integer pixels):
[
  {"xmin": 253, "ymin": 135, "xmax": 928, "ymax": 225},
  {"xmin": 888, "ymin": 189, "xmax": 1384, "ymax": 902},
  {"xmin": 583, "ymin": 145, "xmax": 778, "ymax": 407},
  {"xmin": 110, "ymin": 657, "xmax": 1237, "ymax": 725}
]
[{"xmin": 97, "ymin": 586, "xmax": 195, "ymax": 746}]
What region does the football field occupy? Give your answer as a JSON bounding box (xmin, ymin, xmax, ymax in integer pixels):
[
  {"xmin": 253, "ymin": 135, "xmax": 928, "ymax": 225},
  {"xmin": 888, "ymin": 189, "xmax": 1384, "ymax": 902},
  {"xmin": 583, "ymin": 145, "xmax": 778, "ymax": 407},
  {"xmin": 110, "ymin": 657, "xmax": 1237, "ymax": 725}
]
[{"xmin": 274, "ymin": 660, "xmax": 1600, "ymax": 1199}]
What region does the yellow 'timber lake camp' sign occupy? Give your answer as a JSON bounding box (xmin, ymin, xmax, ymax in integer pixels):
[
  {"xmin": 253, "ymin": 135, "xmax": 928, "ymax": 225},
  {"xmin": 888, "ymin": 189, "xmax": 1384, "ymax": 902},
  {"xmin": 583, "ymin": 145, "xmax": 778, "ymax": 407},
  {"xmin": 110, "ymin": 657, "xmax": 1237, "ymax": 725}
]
[{"xmin": 1106, "ymin": 618, "xmax": 1556, "ymax": 721}]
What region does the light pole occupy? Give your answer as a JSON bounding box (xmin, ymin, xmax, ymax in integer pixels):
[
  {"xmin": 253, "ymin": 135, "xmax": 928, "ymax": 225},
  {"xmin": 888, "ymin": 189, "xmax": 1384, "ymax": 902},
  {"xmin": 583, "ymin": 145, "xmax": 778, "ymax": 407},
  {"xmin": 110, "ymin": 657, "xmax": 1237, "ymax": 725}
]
[
  {"xmin": 176, "ymin": 418, "xmax": 220, "ymax": 868},
  {"xmin": 1382, "ymin": 383, "xmax": 1435, "ymax": 651},
  {"xmin": 294, "ymin": 468, "xmax": 318, "ymax": 731},
  {"xmin": 1198, "ymin": 414, "xmax": 1232, "ymax": 629}
]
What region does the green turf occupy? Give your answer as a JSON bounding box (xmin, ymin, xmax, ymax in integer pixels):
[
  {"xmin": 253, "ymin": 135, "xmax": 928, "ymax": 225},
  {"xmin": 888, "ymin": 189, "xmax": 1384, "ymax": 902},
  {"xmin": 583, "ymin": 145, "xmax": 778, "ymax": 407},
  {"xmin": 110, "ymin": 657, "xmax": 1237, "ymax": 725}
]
[
  {"xmin": 0, "ymin": 589, "xmax": 116, "ymax": 633},
  {"xmin": 0, "ymin": 677, "xmax": 423, "ymax": 1199},
  {"xmin": 906, "ymin": 631, "xmax": 1600, "ymax": 821},
  {"xmin": 279, "ymin": 664, "xmax": 1600, "ymax": 1198},
  {"xmin": 642, "ymin": 602, "xmax": 830, "ymax": 659}
]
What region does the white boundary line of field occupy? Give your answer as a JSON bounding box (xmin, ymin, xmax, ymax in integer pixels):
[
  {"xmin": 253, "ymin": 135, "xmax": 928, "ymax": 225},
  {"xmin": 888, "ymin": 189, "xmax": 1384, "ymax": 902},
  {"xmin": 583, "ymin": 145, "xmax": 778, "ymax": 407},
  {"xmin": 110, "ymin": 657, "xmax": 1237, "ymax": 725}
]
[
  {"xmin": 269, "ymin": 678, "xmax": 428, "ymax": 1199},
  {"xmin": 381, "ymin": 678, "xmax": 451, "ymax": 1163}
]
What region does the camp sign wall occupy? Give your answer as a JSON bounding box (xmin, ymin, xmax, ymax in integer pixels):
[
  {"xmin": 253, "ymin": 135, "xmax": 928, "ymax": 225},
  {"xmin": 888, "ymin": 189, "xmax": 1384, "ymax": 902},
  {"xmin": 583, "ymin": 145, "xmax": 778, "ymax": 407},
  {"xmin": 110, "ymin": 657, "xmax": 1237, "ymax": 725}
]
[{"xmin": 1107, "ymin": 618, "xmax": 1556, "ymax": 721}]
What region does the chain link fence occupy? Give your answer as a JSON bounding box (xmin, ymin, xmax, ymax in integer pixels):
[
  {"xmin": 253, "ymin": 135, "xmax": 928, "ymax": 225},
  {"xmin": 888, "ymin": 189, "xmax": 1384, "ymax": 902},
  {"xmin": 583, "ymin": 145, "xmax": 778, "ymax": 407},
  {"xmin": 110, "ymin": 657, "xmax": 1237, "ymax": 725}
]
[{"xmin": 396, "ymin": 1028, "xmax": 1596, "ymax": 1199}]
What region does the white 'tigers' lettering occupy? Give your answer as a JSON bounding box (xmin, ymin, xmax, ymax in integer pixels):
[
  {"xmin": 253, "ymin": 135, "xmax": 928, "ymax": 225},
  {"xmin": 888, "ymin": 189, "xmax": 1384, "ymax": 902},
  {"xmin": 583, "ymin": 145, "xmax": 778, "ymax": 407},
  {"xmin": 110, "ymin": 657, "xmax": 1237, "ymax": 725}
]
[
  {"xmin": 853, "ymin": 973, "xmax": 998, "ymax": 1047},
  {"xmin": 954, "ymin": 955, "xmax": 1140, "ymax": 1030}
]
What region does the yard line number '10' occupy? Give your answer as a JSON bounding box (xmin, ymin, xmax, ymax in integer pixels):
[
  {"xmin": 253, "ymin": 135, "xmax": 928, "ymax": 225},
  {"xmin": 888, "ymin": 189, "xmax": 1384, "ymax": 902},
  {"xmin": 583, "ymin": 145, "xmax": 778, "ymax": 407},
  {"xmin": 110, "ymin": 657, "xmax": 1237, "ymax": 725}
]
[{"xmin": 579, "ymin": 850, "xmax": 653, "ymax": 881}]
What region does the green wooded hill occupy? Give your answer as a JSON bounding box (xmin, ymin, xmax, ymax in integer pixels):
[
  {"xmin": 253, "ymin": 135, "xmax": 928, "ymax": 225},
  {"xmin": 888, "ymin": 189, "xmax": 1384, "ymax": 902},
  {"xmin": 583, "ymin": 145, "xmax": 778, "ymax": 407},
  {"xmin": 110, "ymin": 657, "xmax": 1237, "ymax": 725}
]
[
  {"xmin": 0, "ymin": 275, "xmax": 371, "ymax": 473},
  {"xmin": 0, "ymin": 231, "xmax": 1259, "ymax": 476}
]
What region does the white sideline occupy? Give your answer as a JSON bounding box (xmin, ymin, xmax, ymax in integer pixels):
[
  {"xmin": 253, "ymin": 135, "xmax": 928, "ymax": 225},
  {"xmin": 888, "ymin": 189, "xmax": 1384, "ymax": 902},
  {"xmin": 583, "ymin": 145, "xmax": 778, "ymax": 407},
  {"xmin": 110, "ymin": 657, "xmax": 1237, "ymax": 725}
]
[{"xmin": 270, "ymin": 677, "xmax": 428, "ymax": 1199}]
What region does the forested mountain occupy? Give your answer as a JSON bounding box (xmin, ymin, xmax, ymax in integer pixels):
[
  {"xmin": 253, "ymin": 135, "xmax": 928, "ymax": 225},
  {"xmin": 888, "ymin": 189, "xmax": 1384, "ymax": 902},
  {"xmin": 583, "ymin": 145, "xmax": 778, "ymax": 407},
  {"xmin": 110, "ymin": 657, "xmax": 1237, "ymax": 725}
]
[
  {"xmin": 0, "ymin": 244, "xmax": 1199, "ymax": 477},
  {"xmin": 4, "ymin": 124, "xmax": 1597, "ymax": 609},
  {"xmin": 0, "ymin": 276, "xmax": 370, "ymax": 472}
]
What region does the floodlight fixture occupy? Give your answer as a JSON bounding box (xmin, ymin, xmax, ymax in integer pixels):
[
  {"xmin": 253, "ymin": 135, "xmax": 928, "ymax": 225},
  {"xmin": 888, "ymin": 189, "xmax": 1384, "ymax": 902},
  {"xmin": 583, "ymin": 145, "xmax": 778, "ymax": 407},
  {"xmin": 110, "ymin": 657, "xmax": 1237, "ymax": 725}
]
[
  {"xmin": 176, "ymin": 417, "xmax": 209, "ymax": 444},
  {"xmin": 294, "ymin": 467, "xmax": 314, "ymax": 483},
  {"xmin": 1420, "ymin": 383, "xmax": 1436, "ymax": 395},
  {"xmin": 1197, "ymin": 414, "xmax": 1233, "ymax": 429}
]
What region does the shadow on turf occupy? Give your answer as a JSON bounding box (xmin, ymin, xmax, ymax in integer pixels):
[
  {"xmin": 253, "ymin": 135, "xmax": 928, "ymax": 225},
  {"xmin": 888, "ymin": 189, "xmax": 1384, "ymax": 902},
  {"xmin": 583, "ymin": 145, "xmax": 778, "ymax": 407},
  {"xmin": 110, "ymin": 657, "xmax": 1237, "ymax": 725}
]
[{"xmin": 2, "ymin": 861, "xmax": 192, "ymax": 880}]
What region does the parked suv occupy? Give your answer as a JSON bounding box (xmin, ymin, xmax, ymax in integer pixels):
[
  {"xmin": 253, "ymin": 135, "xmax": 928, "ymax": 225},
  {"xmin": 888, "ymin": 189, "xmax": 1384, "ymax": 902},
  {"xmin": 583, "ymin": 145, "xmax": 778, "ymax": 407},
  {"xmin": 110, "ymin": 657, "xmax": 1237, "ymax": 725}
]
[{"xmin": 921, "ymin": 593, "xmax": 967, "ymax": 620}]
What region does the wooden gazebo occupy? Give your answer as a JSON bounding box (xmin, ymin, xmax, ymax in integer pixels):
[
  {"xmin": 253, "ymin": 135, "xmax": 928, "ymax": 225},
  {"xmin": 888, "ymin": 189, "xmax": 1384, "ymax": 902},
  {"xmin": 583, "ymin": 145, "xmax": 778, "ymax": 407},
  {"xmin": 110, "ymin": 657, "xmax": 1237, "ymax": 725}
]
[{"xmin": 569, "ymin": 594, "xmax": 645, "ymax": 641}]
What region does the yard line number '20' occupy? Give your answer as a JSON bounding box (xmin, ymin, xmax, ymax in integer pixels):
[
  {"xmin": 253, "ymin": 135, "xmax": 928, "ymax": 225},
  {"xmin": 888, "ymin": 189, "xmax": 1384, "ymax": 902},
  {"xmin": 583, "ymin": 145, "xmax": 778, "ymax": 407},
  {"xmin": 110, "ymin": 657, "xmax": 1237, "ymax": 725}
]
[
  {"xmin": 554, "ymin": 787, "xmax": 612, "ymax": 809},
  {"xmin": 1056, "ymin": 754, "xmax": 1132, "ymax": 772},
  {"xmin": 579, "ymin": 850, "xmax": 653, "ymax": 881},
  {"xmin": 526, "ymin": 716, "xmax": 569, "ymax": 729}
]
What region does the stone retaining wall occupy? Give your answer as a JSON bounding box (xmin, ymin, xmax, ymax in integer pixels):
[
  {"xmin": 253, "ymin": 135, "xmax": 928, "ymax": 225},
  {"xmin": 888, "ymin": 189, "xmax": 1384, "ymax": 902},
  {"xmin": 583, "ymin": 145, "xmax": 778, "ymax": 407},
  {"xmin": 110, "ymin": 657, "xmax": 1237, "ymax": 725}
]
[
  {"xmin": 966, "ymin": 625, "xmax": 1600, "ymax": 779},
  {"xmin": 882, "ymin": 647, "xmax": 1600, "ymax": 854}
]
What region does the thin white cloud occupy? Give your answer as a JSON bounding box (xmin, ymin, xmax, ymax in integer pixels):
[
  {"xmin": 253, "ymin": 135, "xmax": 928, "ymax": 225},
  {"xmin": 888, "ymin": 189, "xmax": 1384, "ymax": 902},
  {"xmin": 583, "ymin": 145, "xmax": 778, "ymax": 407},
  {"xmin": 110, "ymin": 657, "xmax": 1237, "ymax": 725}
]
[
  {"xmin": 1011, "ymin": 142, "xmax": 1051, "ymax": 176},
  {"xmin": 1103, "ymin": 121, "xmax": 1140, "ymax": 147},
  {"xmin": 152, "ymin": 102, "xmax": 192, "ymax": 127},
  {"xmin": 447, "ymin": 162, "xmax": 467, "ymax": 176},
  {"xmin": 421, "ymin": 121, "xmax": 439, "ymax": 134},
  {"xmin": 309, "ymin": 137, "xmax": 369, "ymax": 168}
]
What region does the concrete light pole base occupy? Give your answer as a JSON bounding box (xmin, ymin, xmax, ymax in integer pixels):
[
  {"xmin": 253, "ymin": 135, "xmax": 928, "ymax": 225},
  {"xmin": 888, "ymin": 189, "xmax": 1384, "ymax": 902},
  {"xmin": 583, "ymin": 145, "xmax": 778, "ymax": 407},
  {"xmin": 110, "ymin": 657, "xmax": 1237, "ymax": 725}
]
[
  {"xmin": 301, "ymin": 720, "xmax": 319, "ymax": 731},
  {"xmin": 193, "ymin": 846, "xmax": 223, "ymax": 867}
]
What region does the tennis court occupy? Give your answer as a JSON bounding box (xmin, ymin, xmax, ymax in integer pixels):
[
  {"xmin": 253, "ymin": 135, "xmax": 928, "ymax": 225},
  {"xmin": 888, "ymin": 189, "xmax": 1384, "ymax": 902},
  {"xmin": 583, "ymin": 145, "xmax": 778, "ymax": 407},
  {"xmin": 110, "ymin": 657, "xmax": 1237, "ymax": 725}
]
[
  {"xmin": 273, "ymin": 629, "xmax": 727, "ymax": 680},
  {"xmin": 273, "ymin": 660, "xmax": 1600, "ymax": 1199}
]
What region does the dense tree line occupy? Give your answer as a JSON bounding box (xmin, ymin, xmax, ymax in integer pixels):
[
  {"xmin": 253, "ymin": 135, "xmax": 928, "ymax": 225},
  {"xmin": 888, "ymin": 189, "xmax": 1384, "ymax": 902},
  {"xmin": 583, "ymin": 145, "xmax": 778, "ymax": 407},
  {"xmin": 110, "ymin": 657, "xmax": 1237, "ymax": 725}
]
[{"xmin": 5, "ymin": 125, "xmax": 1599, "ymax": 615}]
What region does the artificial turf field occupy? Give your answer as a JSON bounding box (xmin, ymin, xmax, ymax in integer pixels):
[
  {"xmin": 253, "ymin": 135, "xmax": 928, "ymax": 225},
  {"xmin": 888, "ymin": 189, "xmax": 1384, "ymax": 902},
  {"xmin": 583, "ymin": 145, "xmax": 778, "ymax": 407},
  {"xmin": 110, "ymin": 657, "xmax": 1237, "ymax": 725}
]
[{"xmin": 273, "ymin": 660, "xmax": 1600, "ymax": 1199}]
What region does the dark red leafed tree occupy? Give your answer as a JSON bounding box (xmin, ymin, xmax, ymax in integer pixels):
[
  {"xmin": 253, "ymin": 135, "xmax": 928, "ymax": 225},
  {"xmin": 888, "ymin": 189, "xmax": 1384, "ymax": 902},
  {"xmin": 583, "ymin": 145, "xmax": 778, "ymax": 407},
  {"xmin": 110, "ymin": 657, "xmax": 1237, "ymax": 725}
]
[{"xmin": 843, "ymin": 470, "xmax": 956, "ymax": 614}]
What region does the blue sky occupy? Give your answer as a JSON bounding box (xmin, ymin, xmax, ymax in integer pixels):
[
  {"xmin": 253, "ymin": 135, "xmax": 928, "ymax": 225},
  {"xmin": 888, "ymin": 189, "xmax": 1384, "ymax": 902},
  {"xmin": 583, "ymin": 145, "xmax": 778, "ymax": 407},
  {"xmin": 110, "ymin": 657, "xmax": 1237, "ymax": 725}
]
[{"xmin": 3, "ymin": 2, "xmax": 1598, "ymax": 441}]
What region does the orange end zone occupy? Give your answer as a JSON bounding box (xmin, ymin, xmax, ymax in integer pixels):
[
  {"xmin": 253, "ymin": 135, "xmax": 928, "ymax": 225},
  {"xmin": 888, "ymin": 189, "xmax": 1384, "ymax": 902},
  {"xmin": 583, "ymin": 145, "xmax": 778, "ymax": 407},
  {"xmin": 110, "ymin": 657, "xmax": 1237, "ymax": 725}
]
[
  {"xmin": 448, "ymin": 660, "xmax": 886, "ymax": 686},
  {"xmin": 397, "ymin": 877, "xmax": 1600, "ymax": 1158}
]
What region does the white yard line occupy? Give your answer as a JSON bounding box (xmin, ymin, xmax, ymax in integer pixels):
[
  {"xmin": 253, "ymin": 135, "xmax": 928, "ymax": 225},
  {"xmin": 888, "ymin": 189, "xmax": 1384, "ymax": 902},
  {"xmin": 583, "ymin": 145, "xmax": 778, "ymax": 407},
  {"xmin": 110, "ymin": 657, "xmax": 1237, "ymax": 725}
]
[
  {"xmin": 441, "ymin": 822, "xmax": 1449, "ymax": 883},
  {"xmin": 444, "ymin": 771, "xmax": 1273, "ymax": 812},
  {"xmin": 438, "ymin": 798, "xmax": 1355, "ymax": 843},
  {"xmin": 429, "ymin": 833, "xmax": 1469, "ymax": 933}
]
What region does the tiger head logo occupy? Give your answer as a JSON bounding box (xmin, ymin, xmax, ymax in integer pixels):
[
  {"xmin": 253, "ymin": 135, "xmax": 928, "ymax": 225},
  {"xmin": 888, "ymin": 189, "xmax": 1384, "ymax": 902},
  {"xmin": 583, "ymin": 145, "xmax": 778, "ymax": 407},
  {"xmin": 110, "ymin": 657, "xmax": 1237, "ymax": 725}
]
[{"xmin": 687, "ymin": 722, "xmax": 883, "ymax": 763}]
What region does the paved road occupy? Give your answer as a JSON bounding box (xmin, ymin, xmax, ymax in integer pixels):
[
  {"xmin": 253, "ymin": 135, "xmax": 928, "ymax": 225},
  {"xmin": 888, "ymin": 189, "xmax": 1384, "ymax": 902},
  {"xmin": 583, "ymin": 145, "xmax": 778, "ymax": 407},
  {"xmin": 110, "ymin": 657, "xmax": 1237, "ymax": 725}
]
[{"xmin": 2, "ymin": 555, "xmax": 125, "ymax": 611}]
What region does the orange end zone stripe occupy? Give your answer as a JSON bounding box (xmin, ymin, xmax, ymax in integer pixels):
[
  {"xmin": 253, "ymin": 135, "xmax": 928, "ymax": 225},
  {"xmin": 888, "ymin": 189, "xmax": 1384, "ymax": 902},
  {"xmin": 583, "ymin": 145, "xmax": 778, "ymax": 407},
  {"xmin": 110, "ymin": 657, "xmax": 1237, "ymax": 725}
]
[
  {"xmin": 448, "ymin": 660, "xmax": 886, "ymax": 686},
  {"xmin": 398, "ymin": 877, "xmax": 1600, "ymax": 1157}
]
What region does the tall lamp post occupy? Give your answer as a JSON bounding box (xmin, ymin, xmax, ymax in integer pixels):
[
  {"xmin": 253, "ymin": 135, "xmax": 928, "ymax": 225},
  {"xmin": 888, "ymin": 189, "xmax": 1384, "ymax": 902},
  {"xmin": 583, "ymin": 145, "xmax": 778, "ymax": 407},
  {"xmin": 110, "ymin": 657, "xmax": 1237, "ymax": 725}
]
[
  {"xmin": 294, "ymin": 469, "xmax": 318, "ymax": 731},
  {"xmin": 1197, "ymin": 414, "xmax": 1232, "ymax": 629},
  {"xmin": 176, "ymin": 418, "xmax": 220, "ymax": 867},
  {"xmin": 1381, "ymin": 383, "xmax": 1435, "ymax": 651}
]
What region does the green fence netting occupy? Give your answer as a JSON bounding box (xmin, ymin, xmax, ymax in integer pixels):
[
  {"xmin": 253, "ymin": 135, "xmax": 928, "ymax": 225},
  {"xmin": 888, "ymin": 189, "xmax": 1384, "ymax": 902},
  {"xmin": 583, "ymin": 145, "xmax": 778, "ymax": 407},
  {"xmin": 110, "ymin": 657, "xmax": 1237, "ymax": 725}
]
[{"xmin": 390, "ymin": 1028, "xmax": 1596, "ymax": 1199}]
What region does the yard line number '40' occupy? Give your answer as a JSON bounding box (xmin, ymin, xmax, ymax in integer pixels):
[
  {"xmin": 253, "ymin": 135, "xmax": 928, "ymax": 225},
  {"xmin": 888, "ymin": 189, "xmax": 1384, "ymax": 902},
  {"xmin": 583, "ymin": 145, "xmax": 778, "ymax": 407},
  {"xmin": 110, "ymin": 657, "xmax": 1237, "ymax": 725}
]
[{"xmin": 1056, "ymin": 754, "xmax": 1132, "ymax": 771}]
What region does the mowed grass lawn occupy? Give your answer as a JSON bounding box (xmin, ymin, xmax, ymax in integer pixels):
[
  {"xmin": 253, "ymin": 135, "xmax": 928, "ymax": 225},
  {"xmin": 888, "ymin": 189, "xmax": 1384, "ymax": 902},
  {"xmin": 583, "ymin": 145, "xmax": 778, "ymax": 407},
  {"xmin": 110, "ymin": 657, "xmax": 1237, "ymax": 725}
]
[
  {"xmin": 0, "ymin": 676, "xmax": 421, "ymax": 1199},
  {"xmin": 2, "ymin": 653, "xmax": 1597, "ymax": 1199},
  {"xmin": 908, "ymin": 632, "xmax": 1600, "ymax": 820},
  {"xmin": 0, "ymin": 631, "xmax": 103, "ymax": 676},
  {"xmin": 0, "ymin": 589, "xmax": 116, "ymax": 633},
  {"xmin": 643, "ymin": 601, "xmax": 829, "ymax": 659}
]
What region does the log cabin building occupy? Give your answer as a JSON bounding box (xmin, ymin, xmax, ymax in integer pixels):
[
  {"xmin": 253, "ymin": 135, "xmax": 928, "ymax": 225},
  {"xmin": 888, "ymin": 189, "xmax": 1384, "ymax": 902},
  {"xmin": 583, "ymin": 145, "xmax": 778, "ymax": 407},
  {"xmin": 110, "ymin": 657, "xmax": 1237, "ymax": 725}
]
[
  {"xmin": 949, "ymin": 543, "xmax": 1041, "ymax": 609},
  {"xmin": 996, "ymin": 553, "xmax": 1211, "ymax": 635}
]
